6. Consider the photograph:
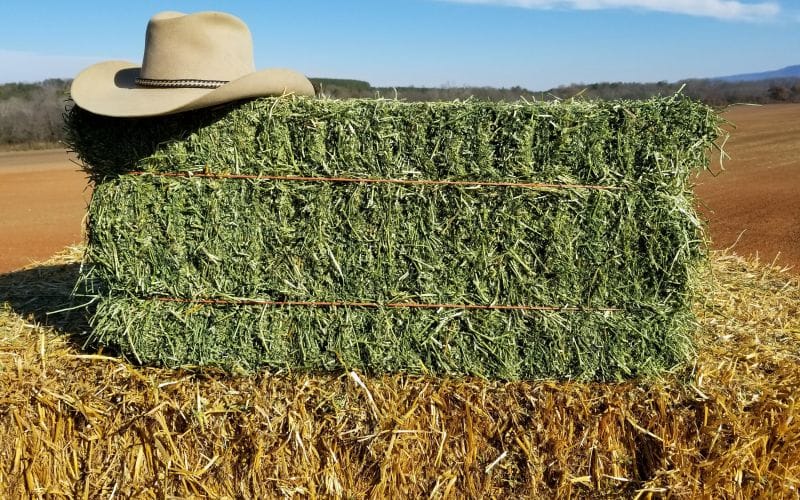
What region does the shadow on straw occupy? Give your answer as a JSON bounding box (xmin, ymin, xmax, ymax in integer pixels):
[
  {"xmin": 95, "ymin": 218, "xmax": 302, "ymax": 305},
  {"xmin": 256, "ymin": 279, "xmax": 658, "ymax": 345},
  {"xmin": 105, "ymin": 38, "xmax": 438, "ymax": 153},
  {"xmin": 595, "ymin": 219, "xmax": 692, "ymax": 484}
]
[{"xmin": 0, "ymin": 262, "xmax": 91, "ymax": 344}]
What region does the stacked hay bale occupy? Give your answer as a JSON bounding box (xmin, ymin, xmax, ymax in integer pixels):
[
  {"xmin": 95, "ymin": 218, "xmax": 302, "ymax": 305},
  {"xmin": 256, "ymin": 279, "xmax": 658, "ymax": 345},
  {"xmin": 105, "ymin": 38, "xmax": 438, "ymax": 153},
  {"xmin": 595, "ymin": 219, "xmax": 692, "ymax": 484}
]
[{"xmin": 66, "ymin": 95, "xmax": 720, "ymax": 380}]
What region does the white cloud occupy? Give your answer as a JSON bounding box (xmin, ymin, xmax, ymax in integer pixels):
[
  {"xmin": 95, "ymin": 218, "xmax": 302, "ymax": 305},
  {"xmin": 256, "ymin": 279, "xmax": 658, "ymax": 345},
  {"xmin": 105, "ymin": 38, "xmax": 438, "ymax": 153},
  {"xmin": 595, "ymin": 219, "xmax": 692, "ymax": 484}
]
[
  {"xmin": 445, "ymin": 0, "xmax": 781, "ymax": 21},
  {"xmin": 0, "ymin": 49, "xmax": 111, "ymax": 83}
]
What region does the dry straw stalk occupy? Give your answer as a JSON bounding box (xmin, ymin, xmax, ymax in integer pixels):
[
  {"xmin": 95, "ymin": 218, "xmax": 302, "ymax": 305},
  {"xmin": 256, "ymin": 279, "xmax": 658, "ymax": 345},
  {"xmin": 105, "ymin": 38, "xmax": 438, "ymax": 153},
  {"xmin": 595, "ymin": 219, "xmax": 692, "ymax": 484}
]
[{"xmin": 0, "ymin": 248, "xmax": 797, "ymax": 497}]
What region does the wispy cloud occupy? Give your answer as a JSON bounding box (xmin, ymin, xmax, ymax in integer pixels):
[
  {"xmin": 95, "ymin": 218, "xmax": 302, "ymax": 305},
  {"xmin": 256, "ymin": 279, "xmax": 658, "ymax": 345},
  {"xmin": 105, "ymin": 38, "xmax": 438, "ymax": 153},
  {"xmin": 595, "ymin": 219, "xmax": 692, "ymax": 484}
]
[{"xmin": 444, "ymin": 0, "xmax": 781, "ymax": 22}]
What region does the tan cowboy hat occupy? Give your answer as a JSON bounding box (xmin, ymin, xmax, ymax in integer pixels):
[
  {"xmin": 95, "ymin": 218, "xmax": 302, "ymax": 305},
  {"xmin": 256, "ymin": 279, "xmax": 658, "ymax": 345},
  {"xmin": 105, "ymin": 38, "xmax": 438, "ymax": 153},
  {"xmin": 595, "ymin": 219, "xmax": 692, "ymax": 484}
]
[{"xmin": 71, "ymin": 11, "xmax": 315, "ymax": 117}]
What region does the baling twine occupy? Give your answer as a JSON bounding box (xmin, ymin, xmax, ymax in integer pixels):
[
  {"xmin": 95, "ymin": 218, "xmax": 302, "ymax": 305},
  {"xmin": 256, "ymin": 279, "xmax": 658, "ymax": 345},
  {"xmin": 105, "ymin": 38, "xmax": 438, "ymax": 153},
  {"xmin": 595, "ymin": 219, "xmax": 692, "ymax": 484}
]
[{"xmin": 127, "ymin": 171, "xmax": 623, "ymax": 191}]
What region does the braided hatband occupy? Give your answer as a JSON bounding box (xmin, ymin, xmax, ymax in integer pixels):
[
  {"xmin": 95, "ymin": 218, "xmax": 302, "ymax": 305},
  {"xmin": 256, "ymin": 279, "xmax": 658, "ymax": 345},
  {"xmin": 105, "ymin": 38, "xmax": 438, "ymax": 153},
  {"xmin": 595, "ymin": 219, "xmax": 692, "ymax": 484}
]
[{"xmin": 135, "ymin": 77, "xmax": 229, "ymax": 89}]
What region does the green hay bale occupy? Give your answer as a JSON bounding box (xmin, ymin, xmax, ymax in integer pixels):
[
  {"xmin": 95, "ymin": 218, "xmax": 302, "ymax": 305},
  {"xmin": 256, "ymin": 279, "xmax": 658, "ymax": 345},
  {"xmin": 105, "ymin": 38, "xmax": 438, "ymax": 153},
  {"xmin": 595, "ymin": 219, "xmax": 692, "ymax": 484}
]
[{"xmin": 66, "ymin": 95, "xmax": 721, "ymax": 380}]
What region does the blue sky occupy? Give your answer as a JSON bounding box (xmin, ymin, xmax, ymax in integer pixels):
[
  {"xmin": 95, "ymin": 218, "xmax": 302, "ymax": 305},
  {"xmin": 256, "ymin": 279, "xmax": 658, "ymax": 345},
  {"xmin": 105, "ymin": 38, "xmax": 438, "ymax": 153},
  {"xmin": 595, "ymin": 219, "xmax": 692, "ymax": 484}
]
[{"xmin": 1, "ymin": 0, "xmax": 798, "ymax": 90}]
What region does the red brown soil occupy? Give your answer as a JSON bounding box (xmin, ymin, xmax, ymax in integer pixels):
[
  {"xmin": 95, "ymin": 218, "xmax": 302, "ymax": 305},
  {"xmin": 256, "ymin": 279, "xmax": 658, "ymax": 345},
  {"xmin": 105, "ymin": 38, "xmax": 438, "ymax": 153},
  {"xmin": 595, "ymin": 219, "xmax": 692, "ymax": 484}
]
[
  {"xmin": 694, "ymin": 104, "xmax": 800, "ymax": 272},
  {"xmin": 0, "ymin": 104, "xmax": 797, "ymax": 274},
  {"xmin": 0, "ymin": 150, "xmax": 90, "ymax": 273}
]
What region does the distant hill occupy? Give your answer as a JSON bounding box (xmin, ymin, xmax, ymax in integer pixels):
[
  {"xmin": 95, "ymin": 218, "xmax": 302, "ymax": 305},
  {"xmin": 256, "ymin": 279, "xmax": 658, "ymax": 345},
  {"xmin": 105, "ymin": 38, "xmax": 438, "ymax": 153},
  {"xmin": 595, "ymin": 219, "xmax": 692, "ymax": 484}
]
[{"xmin": 715, "ymin": 65, "xmax": 800, "ymax": 82}]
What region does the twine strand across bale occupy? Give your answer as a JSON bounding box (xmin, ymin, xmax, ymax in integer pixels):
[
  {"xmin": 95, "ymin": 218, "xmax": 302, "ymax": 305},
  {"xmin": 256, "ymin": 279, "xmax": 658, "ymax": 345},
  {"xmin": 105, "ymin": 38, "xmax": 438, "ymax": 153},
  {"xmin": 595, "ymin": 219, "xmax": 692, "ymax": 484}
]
[
  {"xmin": 126, "ymin": 170, "xmax": 625, "ymax": 191},
  {"xmin": 148, "ymin": 296, "xmax": 623, "ymax": 312}
]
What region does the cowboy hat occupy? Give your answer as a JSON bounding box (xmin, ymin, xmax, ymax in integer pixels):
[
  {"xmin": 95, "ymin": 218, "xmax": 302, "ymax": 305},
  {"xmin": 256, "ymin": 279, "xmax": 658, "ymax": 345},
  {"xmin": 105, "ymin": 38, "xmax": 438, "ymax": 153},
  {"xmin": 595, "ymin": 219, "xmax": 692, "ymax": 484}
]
[{"xmin": 71, "ymin": 11, "xmax": 315, "ymax": 117}]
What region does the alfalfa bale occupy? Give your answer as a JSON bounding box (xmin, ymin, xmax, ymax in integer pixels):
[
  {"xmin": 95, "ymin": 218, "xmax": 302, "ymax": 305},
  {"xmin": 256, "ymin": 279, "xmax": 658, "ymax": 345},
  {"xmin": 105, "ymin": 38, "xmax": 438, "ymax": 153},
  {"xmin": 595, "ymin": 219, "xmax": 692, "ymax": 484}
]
[{"xmin": 66, "ymin": 94, "xmax": 721, "ymax": 379}]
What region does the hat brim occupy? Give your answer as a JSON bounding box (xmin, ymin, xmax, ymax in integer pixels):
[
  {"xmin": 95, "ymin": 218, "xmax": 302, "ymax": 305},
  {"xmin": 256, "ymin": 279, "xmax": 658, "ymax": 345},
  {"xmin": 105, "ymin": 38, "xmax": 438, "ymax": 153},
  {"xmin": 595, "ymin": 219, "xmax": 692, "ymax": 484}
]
[{"xmin": 71, "ymin": 60, "xmax": 315, "ymax": 117}]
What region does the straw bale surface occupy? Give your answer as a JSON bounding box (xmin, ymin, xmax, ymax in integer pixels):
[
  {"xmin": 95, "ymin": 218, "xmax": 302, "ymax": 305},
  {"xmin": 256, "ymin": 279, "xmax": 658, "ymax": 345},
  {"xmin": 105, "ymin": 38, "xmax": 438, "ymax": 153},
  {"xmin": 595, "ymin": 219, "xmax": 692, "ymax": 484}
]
[
  {"xmin": 0, "ymin": 248, "xmax": 797, "ymax": 497},
  {"xmin": 66, "ymin": 96, "xmax": 721, "ymax": 378}
]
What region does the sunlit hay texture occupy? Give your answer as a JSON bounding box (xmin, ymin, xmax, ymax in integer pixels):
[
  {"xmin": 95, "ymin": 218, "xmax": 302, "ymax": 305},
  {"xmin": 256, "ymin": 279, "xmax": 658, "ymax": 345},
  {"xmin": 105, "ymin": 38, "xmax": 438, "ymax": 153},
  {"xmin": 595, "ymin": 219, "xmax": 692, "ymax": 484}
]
[
  {"xmin": 0, "ymin": 249, "xmax": 797, "ymax": 497},
  {"xmin": 64, "ymin": 95, "xmax": 722, "ymax": 379}
]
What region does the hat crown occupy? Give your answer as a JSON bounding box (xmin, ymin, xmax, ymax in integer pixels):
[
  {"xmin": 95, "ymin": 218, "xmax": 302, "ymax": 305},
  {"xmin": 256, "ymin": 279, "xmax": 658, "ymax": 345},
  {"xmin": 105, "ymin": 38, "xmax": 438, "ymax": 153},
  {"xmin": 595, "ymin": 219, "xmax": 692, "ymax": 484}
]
[{"xmin": 139, "ymin": 11, "xmax": 256, "ymax": 83}]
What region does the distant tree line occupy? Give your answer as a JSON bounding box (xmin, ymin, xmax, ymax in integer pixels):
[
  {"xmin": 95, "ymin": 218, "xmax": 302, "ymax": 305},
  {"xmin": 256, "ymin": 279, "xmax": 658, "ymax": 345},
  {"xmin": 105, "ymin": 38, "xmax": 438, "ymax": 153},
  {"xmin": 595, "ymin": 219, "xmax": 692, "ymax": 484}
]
[
  {"xmin": 1, "ymin": 76, "xmax": 799, "ymax": 148},
  {"xmin": 548, "ymin": 79, "xmax": 800, "ymax": 106},
  {"xmin": 0, "ymin": 79, "xmax": 70, "ymax": 149},
  {"xmin": 314, "ymin": 77, "xmax": 800, "ymax": 105}
]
